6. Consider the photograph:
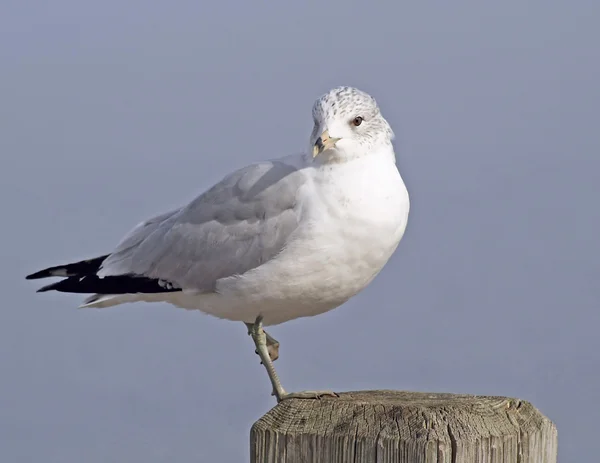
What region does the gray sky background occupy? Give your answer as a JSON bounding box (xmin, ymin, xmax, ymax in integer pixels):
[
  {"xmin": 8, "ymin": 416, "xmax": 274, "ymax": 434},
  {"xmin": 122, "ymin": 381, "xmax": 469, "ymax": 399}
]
[{"xmin": 1, "ymin": 1, "xmax": 599, "ymax": 461}]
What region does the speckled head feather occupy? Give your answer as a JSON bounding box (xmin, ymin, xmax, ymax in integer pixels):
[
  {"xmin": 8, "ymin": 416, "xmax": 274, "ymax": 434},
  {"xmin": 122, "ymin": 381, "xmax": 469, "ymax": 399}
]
[
  {"xmin": 309, "ymin": 87, "xmax": 394, "ymax": 159},
  {"xmin": 312, "ymin": 87, "xmax": 379, "ymax": 121}
]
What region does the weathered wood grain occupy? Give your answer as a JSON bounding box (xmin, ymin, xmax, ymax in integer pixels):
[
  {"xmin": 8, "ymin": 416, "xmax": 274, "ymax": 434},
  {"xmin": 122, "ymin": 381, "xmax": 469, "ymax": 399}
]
[{"xmin": 250, "ymin": 390, "xmax": 557, "ymax": 462}]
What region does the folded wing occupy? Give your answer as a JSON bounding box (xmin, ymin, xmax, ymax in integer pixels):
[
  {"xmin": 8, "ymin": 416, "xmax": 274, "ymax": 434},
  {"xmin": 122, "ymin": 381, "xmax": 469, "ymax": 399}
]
[{"xmin": 27, "ymin": 160, "xmax": 305, "ymax": 297}]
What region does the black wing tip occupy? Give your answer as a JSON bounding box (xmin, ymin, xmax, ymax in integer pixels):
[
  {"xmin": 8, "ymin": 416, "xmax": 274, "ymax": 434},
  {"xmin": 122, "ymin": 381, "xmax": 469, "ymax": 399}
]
[
  {"xmin": 31, "ymin": 274, "xmax": 182, "ymax": 295},
  {"xmin": 34, "ymin": 278, "xmax": 77, "ymax": 293},
  {"xmin": 26, "ymin": 270, "xmax": 50, "ymax": 280},
  {"xmin": 25, "ymin": 255, "xmax": 110, "ymax": 281},
  {"xmin": 36, "ymin": 284, "xmax": 55, "ymax": 293},
  {"xmin": 26, "ymin": 256, "xmax": 181, "ymax": 295},
  {"xmin": 34, "ymin": 279, "xmax": 66, "ymax": 292}
]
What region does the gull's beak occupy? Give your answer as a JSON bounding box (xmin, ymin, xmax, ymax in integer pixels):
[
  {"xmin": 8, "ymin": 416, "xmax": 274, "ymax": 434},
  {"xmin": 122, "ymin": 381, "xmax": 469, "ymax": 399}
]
[{"xmin": 312, "ymin": 130, "xmax": 341, "ymax": 158}]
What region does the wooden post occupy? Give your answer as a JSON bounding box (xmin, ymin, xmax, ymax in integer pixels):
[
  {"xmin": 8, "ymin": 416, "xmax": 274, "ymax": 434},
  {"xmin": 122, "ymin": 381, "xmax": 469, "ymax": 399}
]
[{"xmin": 250, "ymin": 390, "xmax": 557, "ymax": 462}]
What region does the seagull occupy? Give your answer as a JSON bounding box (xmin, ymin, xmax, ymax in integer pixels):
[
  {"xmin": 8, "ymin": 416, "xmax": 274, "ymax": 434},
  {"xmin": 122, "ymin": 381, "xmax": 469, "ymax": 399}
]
[{"xmin": 26, "ymin": 86, "xmax": 410, "ymax": 402}]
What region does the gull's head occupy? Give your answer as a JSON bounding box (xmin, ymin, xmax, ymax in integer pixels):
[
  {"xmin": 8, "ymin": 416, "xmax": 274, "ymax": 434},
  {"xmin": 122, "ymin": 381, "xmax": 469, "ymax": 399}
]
[{"xmin": 309, "ymin": 86, "xmax": 394, "ymax": 162}]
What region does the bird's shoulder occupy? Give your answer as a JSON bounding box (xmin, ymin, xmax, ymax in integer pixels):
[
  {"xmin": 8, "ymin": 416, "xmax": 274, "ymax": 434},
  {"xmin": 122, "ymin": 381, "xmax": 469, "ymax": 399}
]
[{"xmin": 182, "ymin": 154, "xmax": 311, "ymax": 216}]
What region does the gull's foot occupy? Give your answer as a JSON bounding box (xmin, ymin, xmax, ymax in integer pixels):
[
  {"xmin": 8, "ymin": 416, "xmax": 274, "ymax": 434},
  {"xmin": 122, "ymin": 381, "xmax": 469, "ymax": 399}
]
[
  {"xmin": 277, "ymin": 390, "xmax": 339, "ymax": 402},
  {"xmin": 264, "ymin": 331, "xmax": 280, "ymax": 362},
  {"xmin": 247, "ymin": 323, "xmax": 280, "ymax": 362}
]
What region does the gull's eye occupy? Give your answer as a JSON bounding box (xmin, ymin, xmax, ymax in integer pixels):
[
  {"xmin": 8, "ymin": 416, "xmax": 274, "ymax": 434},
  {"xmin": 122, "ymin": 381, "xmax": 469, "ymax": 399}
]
[{"xmin": 351, "ymin": 116, "xmax": 363, "ymax": 127}]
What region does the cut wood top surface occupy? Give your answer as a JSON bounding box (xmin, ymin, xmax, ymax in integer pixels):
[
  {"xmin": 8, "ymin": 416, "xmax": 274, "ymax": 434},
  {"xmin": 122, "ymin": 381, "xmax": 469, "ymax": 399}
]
[
  {"xmin": 254, "ymin": 390, "xmax": 547, "ymax": 436},
  {"xmin": 251, "ymin": 390, "xmax": 557, "ymax": 463}
]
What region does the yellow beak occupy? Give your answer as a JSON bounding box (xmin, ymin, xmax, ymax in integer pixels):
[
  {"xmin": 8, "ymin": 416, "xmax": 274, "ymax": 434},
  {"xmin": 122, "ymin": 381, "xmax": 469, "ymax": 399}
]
[{"xmin": 312, "ymin": 130, "xmax": 341, "ymax": 158}]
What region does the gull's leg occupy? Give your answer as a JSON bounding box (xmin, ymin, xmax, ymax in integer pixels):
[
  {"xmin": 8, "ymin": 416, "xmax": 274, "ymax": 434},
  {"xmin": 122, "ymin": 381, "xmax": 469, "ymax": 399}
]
[
  {"xmin": 245, "ymin": 322, "xmax": 280, "ymax": 361},
  {"xmin": 247, "ymin": 315, "xmax": 338, "ymax": 403},
  {"xmin": 247, "ymin": 316, "xmax": 286, "ymax": 399}
]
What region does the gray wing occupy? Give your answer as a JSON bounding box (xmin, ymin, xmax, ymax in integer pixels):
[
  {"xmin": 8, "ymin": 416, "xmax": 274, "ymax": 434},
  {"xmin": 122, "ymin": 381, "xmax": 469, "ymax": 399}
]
[{"xmin": 98, "ymin": 160, "xmax": 305, "ymax": 292}]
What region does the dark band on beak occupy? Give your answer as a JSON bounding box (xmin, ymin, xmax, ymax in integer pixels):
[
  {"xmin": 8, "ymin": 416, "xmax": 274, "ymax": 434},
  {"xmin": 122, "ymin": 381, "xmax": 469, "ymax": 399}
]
[{"xmin": 312, "ymin": 130, "xmax": 340, "ymax": 157}]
